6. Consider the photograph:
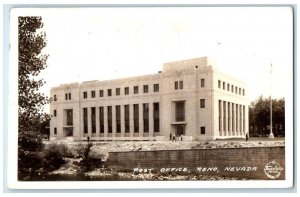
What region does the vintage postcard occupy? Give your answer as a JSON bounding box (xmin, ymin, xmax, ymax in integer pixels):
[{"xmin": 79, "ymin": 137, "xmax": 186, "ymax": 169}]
[{"xmin": 7, "ymin": 5, "xmax": 294, "ymax": 190}]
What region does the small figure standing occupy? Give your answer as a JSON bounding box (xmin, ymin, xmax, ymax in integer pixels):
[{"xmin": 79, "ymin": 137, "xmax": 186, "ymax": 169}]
[
  {"xmin": 180, "ymin": 134, "xmax": 183, "ymax": 141},
  {"xmin": 245, "ymin": 133, "xmax": 249, "ymax": 142},
  {"xmin": 170, "ymin": 133, "xmax": 172, "ymax": 141},
  {"xmin": 172, "ymin": 135, "xmax": 176, "ymax": 142}
]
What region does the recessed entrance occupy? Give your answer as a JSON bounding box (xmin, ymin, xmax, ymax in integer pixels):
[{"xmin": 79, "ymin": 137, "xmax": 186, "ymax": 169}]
[
  {"xmin": 175, "ymin": 124, "xmax": 185, "ymax": 136},
  {"xmin": 171, "ymin": 100, "xmax": 186, "ymax": 137}
]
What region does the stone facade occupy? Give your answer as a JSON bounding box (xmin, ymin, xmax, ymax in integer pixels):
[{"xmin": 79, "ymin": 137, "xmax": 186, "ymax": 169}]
[{"xmin": 50, "ymin": 56, "xmax": 249, "ymax": 141}]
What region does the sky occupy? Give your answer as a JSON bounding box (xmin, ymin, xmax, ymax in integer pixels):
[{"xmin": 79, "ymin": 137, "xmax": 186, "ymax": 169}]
[{"xmin": 25, "ymin": 7, "xmax": 293, "ymax": 112}]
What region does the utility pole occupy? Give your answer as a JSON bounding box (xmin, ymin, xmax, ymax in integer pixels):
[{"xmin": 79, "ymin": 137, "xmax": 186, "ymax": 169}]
[{"xmin": 269, "ymin": 63, "xmax": 274, "ymax": 138}]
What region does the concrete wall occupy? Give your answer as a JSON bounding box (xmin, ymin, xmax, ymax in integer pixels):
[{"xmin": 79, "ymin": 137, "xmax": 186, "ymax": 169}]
[{"xmin": 108, "ymin": 146, "xmax": 285, "ymax": 180}]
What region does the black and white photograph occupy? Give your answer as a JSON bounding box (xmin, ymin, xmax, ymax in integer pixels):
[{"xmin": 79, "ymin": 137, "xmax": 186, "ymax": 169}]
[{"xmin": 5, "ymin": 4, "xmax": 295, "ymax": 191}]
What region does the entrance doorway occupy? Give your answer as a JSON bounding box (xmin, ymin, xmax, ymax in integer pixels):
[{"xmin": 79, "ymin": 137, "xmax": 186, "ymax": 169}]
[{"xmin": 173, "ymin": 124, "xmax": 185, "ymax": 137}]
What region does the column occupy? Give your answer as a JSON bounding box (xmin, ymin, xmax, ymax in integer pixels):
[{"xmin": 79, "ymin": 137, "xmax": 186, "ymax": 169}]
[
  {"xmin": 232, "ymin": 103, "xmax": 235, "ymax": 136},
  {"xmin": 104, "ymin": 106, "xmax": 108, "ymax": 139},
  {"xmin": 121, "ymin": 105, "xmax": 125, "ymax": 138},
  {"xmin": 243, "ymin": 105, "xmax": 246, "ymax": 135},
  {"xmin": 223, "ymin": 101, "xmax": 227, "ymax": 136},
  {"xmin": 139, "ymin": 103, "xmax": 143, "ymax": 139},
  {"xmin": 236, "ymin": 104, "xmax": 239, "ymax": 136},
  {"xmin": 245, "ymin": 105, "xmax": 248, "ymax": 135},
  {"xmin": 96, "ymin": 106, "xmax": 99, "ymax": 137},
  {"xmin": 219, "ymin": 100, "xmax": 223, "ymax": 136},
  {"xmin": 228, "ymin": 102, "xmax": 231, "ymax": 136},
  {"xmin": 112, "ymin": 105, "xmax": 116, "ymax": 139},
  {"xmin": 240, "ymin": 105, "xmax": 243, "ymax": 136},
  {"xmin": 80, "ymin": 108, "xmax": 83, "ymax": 138},
  {"xmin": 129, "ymin": 104, "xmax": 134, "ymax": 138},
  {"xmin": 149, "ymin": 102, "xmax": 154, "ymax": 140}
]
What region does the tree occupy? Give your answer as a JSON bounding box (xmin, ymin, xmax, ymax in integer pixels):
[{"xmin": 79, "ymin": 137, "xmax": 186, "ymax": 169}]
[
  {"xmin": 249, "ymin": 96, "xmax": 285, "ymax": 137},
  {"xmin": 18, "ymin": 16, "xmax": 49, "ymax": 179}
]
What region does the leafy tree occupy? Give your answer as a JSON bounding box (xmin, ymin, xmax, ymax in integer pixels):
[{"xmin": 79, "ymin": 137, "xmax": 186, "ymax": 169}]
[
  {"xmin": 249, "ymin": 96, "xmax": 285, "ymax": 137},
  {"xmin": 18, "ymin": 16, "xmax": 49, "ymax": 180}
]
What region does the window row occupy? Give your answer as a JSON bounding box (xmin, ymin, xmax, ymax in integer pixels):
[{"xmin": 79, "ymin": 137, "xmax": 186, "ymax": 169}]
[
  {"xmin": 82, "ymin": 103, "xmax": 160, "ymax": 134},
  {"xmin": 174, "ymin": 79, "xmax": 205, "ymax": 91},
  {"xmin": 52, "ymin": 93, "xmax": 71, "ymax": 102},
  {"xmin": 218, "ymin": 80, "xmax": 245, "ymax": 96},
  {"xmin": 83, "ymin": 84, "xmax": 159, "ymax": 99}
]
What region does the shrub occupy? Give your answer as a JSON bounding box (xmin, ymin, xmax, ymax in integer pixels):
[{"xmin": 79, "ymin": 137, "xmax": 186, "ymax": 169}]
[
  {"xmin": 40, "ymin": 143, "xmax": 71, "ymax": 171},
  {"xmin": 75, "ymin": 142, "xmax": 104, "ymax": 172}
]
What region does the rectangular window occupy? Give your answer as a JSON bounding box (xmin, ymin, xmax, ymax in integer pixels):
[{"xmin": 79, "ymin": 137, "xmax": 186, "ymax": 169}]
[
  {"xmin": 201, "ymin": 79, "xmax": 205, "ymax": 87},
  {"xmin": 54, "ymin": 110, "xmax": 57, "ymax": 117},
  {"xmin": 235, "ymin": 87, "xmax": 238, "ymax": 94},
  {"xmin": 143, "ymin": 85, "xmax": 148, "ymax": 93},
  {"xmin": 134, "ymin": 86, "xmax": 139, "ymax": 94},
  {"xmin": 218, "ymin": 80, "xmax": 221, "ymax": 88},
  {"xmin": 200, "ymin": 127, "xmax": 205, "ymax": 135},
  {"xmin": 91, "ymin": 91, "xmax": 96, "ymax": 98},
  {"xmin": 68, "ymin": 93, "xmax": 71, "ymax": 100},
  {"xmin": 125, "ymin": 87, "xmax": 129, "ymax": 95},
  {"xmin": 243, "ymin": 89, "xmax": 245, "ymax": 96},
  {"xmin": 200, "ymin": 99, "xmax": 205, "ymax": 108},
  {"xmin": 239, "ymin": 88, "xmax": 241, "ymax": 95},
  {"xmin": 175, "ymin": 81, "xmax": 178, "ymax": 90},
  {"xmin": 153, "ymin": 102, "xmax": 160, "ymax": 132},
  {"xmin": 179, "ymin": 81, "xmax": 183, "ymax": 89},
  {"xmin": 124, "ymin": 105, "xmax": 130, "ymax": 133},
  {"xmin": 133, "ymin": 104, "xmax": 139, "ymax": 133},
  {"xmin": 53, "ymin": 95, "xmax": 57, "ymax": 101},
  {"xmin": 116, "ymin": 105, "xmax": 121, "ymax": 133},
  {"xmin": 66, "ymin": 109, "xmax": 73, "ymax": 126},
  {"xmin": 175, "ymin": 101, "xmax": 185, "ymax": 122},
  {"xmin": 227, "ymin": 84, "xmax": 230, "ymax": 91},
  {"xmin": 116, "ymin": 88, "xmax": 120, "ymax": 96},
  {"xmin": 153, "ymin": 84, "xmax": 159, "ymax": 92},
  {"xmin": 99, "ymin": 90, "xmax": 104, "ymax": 97},
  {"xmin": 223, "ymin": 82, "xmax": 225, "ymax": 90},
  {"xmin": 107, "ymin": 106, "xmax": 112, "ymax": 133},
  {"xmin": 54, "ymin": 127, "xmax": 57, "ymax": 135},
  {"xmin": 83, "ymin": 91, "xmax": 87, "ymax": 99},
  {"xmin": 99, "ymin": 107, "xmax": 104, "ymax": 133},
  {"xmin": 83, "ymin": 108, "xmax": 88, "ymax": 133},
  {"xmin": 107, "ymin": 89, "xmax": 112, "ymax": 97},
  {"xmin": 91, "ymin": 107, "xmax": 96, "ymax": 133},
  {"xmin": 143, "ymin": 103, "xmax": 149, "ymax": 133},
  {"xmin": 231, "ymin": 85, "xmax": 234, "ymax": 93},
  {"xmin": 175, "ymin": 81, "xmax": 183, "ymax": 90},
  {"xmin": 65, "ymin": 93, "xmax": 68, "ymax": 100}
]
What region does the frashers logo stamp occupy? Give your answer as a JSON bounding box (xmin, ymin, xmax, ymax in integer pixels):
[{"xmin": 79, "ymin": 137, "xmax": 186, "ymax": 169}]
[{"xmin": 264, "ymin": 161, "xmax": 284, "ymax": 179}]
